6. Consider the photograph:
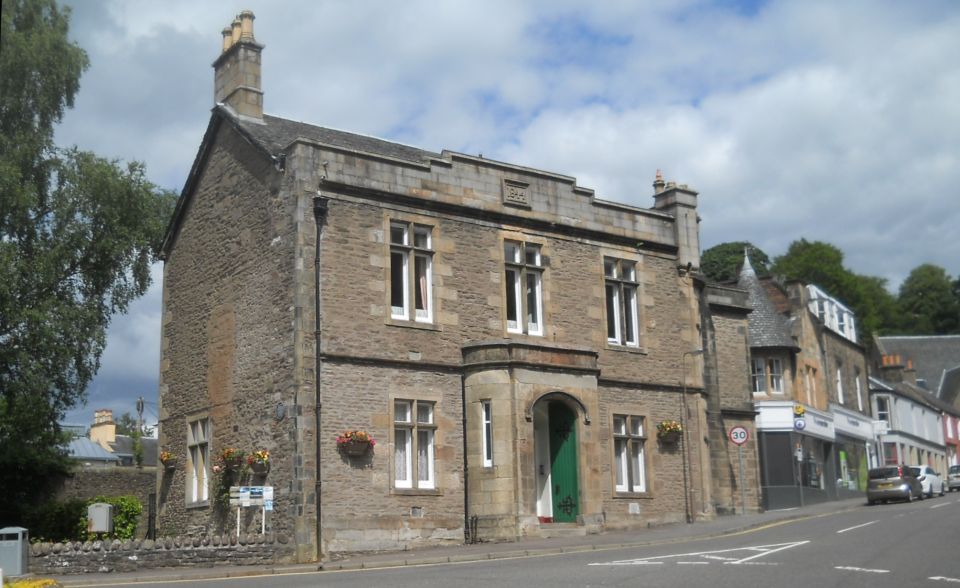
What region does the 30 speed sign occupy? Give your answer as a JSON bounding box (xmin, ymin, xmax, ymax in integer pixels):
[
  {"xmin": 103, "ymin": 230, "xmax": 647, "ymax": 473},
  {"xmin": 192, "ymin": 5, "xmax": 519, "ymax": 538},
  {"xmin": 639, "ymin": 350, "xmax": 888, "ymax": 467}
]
[{"xmin": 728, "ymin": 426, "xmax": 749, "ymax": 446}]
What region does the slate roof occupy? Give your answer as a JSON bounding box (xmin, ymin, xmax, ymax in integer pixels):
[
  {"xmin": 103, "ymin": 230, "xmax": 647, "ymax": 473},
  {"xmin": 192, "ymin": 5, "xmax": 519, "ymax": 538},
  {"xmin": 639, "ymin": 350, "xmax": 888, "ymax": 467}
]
[
  {"xmin": 869, "ymin": 376, "xmax": 959, "ymax": 417},
  {"xmin": 737, "ymin": 252, "xmax": 798, "ymax": 350},
  {"xmin": 110, "ymin": 435, "xmax": 159, "ymax": 466},
  {"xmin": 67, "ymin": 438, "xmax": 119, "ymax": 463},
  {"xmin": 234, "ymin": 109, "xmax": 440, "ymax": 165},
  {"xmin": 877, "ymin": 335, "xmax": 960, "ymax": 398}
]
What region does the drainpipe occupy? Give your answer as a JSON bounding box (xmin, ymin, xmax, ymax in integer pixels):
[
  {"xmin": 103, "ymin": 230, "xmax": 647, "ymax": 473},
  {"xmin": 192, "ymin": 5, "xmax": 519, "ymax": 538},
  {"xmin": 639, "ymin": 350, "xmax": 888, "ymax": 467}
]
[
  {"xmin": 461, "ymin": 373, "xmax": 470, "ymax": 542},
  {"xmin": 312, "ymin": 194, "xmax": 328, "ymax": 559}
]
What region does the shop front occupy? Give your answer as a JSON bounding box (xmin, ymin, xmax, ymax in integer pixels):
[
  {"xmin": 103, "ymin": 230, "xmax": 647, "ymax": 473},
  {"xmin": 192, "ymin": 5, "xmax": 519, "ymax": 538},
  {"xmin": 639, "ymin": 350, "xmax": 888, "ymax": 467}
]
[
  {"xmin": 756, "ymin": 401, "xmax": 837, "ymax": 510},
  {"xmin": 831, "ymin": 405, "xmax": 873, "ymax": 499}
]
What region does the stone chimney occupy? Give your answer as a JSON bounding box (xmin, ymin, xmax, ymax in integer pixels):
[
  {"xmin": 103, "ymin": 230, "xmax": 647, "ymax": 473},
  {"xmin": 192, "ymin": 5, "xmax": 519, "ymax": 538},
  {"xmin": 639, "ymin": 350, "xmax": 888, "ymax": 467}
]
[
  {"xmin": 879, "ymin": 354, "xmax": 917, "ymax": 386},
  {"xmin": 89, "ymin": 408, "xmax": 116, "ymax": 451},
  {"xmin": 652, "ymin": 174, "xmax": 700, "ymax": 272},
  {"xmin": 213, "ymin": 10, "xmax": 264, "ymax": 121}
]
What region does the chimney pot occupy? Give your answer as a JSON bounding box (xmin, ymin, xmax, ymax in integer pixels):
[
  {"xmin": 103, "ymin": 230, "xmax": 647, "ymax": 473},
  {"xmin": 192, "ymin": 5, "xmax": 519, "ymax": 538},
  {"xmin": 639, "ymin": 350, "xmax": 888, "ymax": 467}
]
[
  {"xmin": 231, "ymin": 17, "xmax": 242, "ymax": 43},
  {"xmin": 239, "ymin": 10, "xmax": 255, "ymax": 39},
  {"xmin": 221, "ymin": 26, "xmax": 233, "ymax": 53}
]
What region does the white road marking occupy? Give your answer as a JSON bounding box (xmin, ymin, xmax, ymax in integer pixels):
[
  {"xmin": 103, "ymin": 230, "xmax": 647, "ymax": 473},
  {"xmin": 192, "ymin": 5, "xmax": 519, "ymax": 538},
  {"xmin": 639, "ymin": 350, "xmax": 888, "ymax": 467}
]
[
  {"xmin": 836, "ymin": 520, "xmax": 878, "ymax": 534},
  {"xmin": 590, "ymin": 541, "xmax": 809, "ymax": 567},
  {"xmin": 931, "ymin": 502, "xmax": 951, "ymax": 509},
  {"xmin": 929, "ymin": 577, "xmax": 960, "ymax": 583},
  {"xmin": 835, "ymin": 566, "xmax": 889, "ymax": 574},
  {"xmin": 677, "ymin": 562, "xmax": 709, "ymax": 565}
]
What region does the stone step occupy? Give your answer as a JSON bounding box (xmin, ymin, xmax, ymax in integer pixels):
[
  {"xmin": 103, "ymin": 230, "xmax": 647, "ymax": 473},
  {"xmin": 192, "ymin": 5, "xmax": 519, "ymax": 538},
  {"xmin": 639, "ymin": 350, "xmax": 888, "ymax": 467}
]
[{"xmin": 537, "ymin": 523, "xmax": 587, "ymax": 538}]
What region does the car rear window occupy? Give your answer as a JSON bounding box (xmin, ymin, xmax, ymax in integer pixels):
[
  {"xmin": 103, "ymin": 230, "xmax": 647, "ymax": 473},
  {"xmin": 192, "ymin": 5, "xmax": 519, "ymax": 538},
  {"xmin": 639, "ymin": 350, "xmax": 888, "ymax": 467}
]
[
  {"xmin": 869, "ymin": 467, "xmax": 901, "ymax": 479},
  {"xmin": 908, "ymin": 467, "xmax": 922, "ymax": 477},
  {"xmin": 950, "ymin": 465, "xmax": 960, "ymax": 474}
]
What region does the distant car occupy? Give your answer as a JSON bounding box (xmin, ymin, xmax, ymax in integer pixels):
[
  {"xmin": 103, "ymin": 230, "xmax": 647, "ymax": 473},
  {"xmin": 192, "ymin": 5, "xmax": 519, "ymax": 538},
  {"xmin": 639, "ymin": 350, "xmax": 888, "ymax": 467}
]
[
  {"xmin": 947, "ymin": 464, "xmax": 960, "ymax": 492},
  {"xmin": 867, "ymin": 465, "xmax": 923, "ymax": 505},
  {"xmin": 908, "ymin": 465, "xmax": 945, "ymax": 498}
]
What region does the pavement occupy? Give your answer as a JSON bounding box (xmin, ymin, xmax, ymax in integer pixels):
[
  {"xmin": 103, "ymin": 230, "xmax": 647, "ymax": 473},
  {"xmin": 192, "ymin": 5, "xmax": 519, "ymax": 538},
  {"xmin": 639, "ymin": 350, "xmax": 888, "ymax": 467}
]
[{"xmin": 41, "ymin": 497, "xmax": 866, "ymax": 586}]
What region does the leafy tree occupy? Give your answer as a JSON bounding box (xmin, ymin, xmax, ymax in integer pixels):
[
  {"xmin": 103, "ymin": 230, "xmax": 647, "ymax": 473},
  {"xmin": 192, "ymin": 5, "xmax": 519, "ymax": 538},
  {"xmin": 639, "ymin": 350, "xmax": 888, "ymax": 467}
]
[
  {"xmin": 771, "ymin": 239, "xmax": 899, "ymax": 340},
  {"xmin": 701, "ymin": 241, "xmax": 771, "ymax": 282},
  {"xmin": 897, "ymin": 264, "xmax": 960, "ymax": 334},
  {"xmin": 0, "ymin": 0, "xmax": 176, "ymax": 523},
  {"xmin": 115, "ymin": 411, "xmax": 153, "ymax": 437}
]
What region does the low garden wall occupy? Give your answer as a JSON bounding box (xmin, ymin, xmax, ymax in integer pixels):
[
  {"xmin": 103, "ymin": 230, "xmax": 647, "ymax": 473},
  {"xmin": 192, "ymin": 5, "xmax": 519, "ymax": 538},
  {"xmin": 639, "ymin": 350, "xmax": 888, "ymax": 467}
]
[{"xmin": 29, "ymin": 533, "xmax": 295, "ymax": 575}]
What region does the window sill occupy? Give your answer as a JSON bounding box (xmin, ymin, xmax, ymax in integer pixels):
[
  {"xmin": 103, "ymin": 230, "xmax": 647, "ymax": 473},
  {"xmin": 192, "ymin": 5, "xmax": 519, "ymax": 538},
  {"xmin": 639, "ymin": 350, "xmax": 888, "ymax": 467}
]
[
  {"xmin": 392, "ymin": 487, "xmax": 442, "ymax": 497},
  {"xmin": 386, "ymin": 318, "xmax": 441, "ymax": 332},
  {"xmin": 186, "ymin": 500, "xmax": 210, "ymax": 510},
  {"xmin": 605, "ymin": 343, "xmax": 647, "ymax": 355},
  {"xmin": 612, "ymin": 491, "xmax": 652, "ymax": 499}
]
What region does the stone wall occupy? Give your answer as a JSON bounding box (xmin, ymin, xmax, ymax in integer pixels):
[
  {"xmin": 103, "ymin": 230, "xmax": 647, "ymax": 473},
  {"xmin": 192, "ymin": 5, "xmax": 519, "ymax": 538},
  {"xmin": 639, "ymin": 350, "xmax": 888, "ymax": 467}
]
[
  {"xmin": 29, "ymin": 533, "xmax": 293, "ymax": 575},
  {"xmin": 55, "ymin": 466, "xmax": 158, "ymax": 538}
]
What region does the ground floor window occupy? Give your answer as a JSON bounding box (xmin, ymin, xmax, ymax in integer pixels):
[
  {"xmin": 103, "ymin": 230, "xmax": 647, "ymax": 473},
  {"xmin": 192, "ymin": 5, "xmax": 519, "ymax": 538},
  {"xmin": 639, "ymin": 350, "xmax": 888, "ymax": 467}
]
[
  {"xmin": 394, "ymin": 399, "xmax": 436, "ymax": 489},
  {"xmin": 187, "ymin": 417, "xmax": 209, "ymax": 504},
  {"xmin": 613, "ymin": 415, "xmax": 647, "ymax": 493}
]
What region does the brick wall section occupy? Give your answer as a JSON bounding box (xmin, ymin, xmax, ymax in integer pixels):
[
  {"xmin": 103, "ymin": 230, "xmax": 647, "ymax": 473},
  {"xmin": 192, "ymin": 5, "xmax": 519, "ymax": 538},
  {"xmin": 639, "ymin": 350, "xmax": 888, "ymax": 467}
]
[
  {"xmin": 158, "ymin": 123, "xmax": 301, "ymax": 552},
  {"xmin": 55, "ymin": 466, "xmax": 158, "ymax": 537}
]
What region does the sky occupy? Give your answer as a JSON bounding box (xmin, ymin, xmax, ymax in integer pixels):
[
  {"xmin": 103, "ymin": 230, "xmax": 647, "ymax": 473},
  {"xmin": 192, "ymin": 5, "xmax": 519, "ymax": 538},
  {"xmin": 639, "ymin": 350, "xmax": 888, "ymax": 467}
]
[{"xmin": 54, "ymin": 0, "xmax": 960, "ymax": 427}]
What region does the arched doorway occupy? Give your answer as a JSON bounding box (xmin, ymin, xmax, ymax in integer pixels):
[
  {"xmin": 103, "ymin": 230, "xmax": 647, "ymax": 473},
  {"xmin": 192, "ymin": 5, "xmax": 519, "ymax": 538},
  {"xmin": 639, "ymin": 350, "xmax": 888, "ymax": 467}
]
[{"xmin": 533, "ymin": 398, "xmax": 580, "ymax": 523}]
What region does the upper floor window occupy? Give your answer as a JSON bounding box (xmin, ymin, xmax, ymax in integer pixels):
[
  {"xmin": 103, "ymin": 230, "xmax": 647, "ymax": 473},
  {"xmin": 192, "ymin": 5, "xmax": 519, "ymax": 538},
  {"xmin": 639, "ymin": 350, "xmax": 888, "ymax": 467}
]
[
  {"xmin": 504, "ymin": 241, "xmax": 543, "ymax": 336},
  {"xmin": 751, "ymin": 359, "xmax": 766, "ymax": 393},
  {"xmin": 613, "ymin": 415, "xmax": 647, "ymax": 493},
  {"xmin": 390, "ymin": 222, "xmax": 433, "ymax": 323},
  {"xmin": 836, "ymin": 367, "xmax": 844, "ymax": 405},
  {"xmin": 604, "ymin": 258, "xmax": 639, "ymax": 347},
  {"xmin": 855, "ymin": 369, "xmax": 863, "ymax": 411},
  {"xmin": 187, "ymin": 418, "xmax": 209, "ymax": 504},
  {"xmin": 769, "ymin": 359, "xmax": 783, "ymax": 394},
  {"xmin": 876, "ymin": 396, "xmax": 890, "ymax": 424},
  {"xmin": 394, "ymin": 399, "xmax": 436, "ymax": 489}
]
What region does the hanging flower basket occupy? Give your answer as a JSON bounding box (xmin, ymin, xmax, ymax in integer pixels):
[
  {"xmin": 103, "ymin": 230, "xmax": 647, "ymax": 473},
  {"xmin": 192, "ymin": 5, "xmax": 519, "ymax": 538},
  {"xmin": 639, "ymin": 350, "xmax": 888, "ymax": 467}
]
[
  {"xmin": 218, "ymin": 448, "xmax": 245, "ymax": 471},
  {"xmin": 248, "ymin": 450, "xmax": 270, "ymax": 475},
  {"xmin": 337, "ymin": 431, "xmax": 376, "ymax": 456},
  {"xmin": 657, "ymin": 420, "xmax": 683, "ymax": 444},
  {"xmin": 160, "ymin": 451, "xmax": 177, "ymax": 472}
]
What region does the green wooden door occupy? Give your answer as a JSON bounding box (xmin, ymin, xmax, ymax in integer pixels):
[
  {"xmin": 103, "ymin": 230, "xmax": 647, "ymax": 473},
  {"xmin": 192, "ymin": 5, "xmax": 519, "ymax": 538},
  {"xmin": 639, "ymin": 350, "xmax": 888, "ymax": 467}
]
[{"xmin": 549, "ymin": 402, "xmax": 579, "ymax": 522}]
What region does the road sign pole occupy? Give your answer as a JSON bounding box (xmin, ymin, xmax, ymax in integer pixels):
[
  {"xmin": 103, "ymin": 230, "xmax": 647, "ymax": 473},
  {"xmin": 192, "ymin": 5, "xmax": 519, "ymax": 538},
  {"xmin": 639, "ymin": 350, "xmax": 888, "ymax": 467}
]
[{"xmin": 738, "ymin": 445, "xmax": 746, "ymax": 515}]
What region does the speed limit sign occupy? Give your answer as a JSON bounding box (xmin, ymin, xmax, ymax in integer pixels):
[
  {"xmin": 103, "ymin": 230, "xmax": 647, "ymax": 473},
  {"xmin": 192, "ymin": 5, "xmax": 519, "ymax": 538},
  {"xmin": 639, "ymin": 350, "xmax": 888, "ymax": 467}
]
[{"xmin": 729, "ymin": 426, "xmax": 749, "ymax": 446}]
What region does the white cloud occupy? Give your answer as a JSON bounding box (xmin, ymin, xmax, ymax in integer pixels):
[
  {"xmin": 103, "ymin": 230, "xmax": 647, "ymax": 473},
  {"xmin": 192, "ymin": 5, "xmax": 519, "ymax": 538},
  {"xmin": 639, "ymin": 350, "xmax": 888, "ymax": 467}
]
[{"xmin": 53, "ymin": 0, "xmax": 960, "ymax": 419}]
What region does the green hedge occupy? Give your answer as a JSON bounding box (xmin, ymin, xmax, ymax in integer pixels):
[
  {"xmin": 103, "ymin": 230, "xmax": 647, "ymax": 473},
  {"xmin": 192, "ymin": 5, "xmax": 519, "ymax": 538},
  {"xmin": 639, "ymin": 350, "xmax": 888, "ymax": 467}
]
[{"xmin": 25, "ymin": 495, "xmax": 142, "ymax": 543}]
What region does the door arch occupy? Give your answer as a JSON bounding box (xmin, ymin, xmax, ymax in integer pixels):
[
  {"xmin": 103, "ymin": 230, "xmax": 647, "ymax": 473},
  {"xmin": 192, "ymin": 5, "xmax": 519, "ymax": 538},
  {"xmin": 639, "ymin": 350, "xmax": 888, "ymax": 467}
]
[{"xmin": 533, "ymin": 396, "xmax": 581, "ymax": 523}]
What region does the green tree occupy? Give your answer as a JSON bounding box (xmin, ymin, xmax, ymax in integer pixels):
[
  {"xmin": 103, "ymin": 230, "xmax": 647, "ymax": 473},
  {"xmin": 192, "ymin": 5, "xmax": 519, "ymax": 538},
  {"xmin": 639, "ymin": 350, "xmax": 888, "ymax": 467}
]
[
  {"xmin": 771, "ymin": 239, "xmax": 901, "ymax": 340},
  {"xmin": 115, "ymin": 411, "xmax": 153, "ymax": 437},
  {"xmin": 701, "ymin": 241, "xmax": 771, "ymax": 282},
  {"xmin": 0, "ymin": 0, "xmax": 175, "ymax": 522},
  {"xmin": 897, "ymin": 264, "xmax": 960, "ymax": 334}
]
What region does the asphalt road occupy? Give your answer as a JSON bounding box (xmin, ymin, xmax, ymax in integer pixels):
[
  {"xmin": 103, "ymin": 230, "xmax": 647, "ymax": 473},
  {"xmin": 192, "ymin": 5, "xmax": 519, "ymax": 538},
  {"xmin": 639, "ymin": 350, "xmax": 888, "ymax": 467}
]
[{"xmin": 69, "ymin": 495, "xmax": 960, "ymax": 588}]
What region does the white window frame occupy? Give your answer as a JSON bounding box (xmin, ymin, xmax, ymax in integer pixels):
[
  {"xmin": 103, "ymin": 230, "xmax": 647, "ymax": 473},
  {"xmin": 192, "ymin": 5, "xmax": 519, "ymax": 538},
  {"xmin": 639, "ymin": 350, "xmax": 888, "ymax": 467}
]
[
  {"xmin": 504, "ymin": 240, "xmax": 543, "ymax": 336},
  {"xmin": 768, "ymin": 358, "xmax": 783, "ymax": 394},
  {"xmin": 390, "ymin": 222, "xmax": 433, "ymax": 323},
  {"xmin": 876, "ymin": 396, "xmax": 890, "ymax": 424},
  {"xmin": 613, "ymin": 415, "xmax": 647, "ymax": 493},
  {"xmin": 187, "ymin": 418, "xmax": 209, "ymax": 504},
  {"xmin": 481, "ymin": 400, "xmax": 493, "ymax": 468},
  {"xmin": 394, "ymin": 399, "xmax": 436, "ymax": 489},
  {"xmin": 604, "ymin": 258, "xmax": 640, "ymax": 347},
  {"xmin": 855, "ymin": 371, "xmax": 863, "ymax": 411},
  {"xmin": 836, "ymin": 367, "xmax": 844, "ymax": 405},
  {"xmin": 751, "ymin": 358, "xmax": 766, "ymax": 393}
]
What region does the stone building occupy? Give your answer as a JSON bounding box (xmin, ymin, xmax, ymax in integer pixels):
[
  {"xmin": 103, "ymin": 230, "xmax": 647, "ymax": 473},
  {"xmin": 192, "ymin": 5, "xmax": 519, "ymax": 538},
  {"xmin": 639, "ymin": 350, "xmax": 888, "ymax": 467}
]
[
  {"xmin": 738, "ymin": 255, "xmax": 873, "ymax": 509},
  {"xmin": 156, "ymin": 12, "xmax": 758, "ymax": 563}
]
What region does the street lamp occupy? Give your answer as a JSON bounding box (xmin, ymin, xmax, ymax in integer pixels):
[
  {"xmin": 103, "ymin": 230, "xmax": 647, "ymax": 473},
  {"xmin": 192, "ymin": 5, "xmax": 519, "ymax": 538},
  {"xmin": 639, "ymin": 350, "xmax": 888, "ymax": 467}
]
[{"xmin": 681, "ymin": 348, "xmax": 704, "ymax": 524}]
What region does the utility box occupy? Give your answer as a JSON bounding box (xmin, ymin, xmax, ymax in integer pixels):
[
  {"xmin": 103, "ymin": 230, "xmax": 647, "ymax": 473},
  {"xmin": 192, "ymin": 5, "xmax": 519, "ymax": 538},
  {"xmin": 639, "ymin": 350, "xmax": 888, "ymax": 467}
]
[
  {"xmin": 0, "ymin": 526, "xmax": 29, "ymax": 577},
  {"xmin": 87, "ymin": 503, "xmax": 114, "ymax": 534}
]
